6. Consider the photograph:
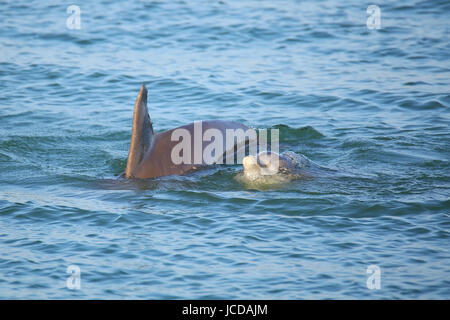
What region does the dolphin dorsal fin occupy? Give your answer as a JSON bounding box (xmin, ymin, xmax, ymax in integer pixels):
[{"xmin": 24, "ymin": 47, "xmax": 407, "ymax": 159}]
[{"xmin": 125, "ymin": 84, "xmax": 154, "ymax": 178}]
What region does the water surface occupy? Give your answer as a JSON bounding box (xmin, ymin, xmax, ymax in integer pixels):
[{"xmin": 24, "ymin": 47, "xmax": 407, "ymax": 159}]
[{"xmin": 0, "ymin": 0, "xmax": 449, "ymax": 299}]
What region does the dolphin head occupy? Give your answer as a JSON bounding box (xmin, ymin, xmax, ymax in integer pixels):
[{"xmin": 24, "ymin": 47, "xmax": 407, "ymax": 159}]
[{"xmin": 243, "ymin": 151, "xmax": 281, "ymax": 179}]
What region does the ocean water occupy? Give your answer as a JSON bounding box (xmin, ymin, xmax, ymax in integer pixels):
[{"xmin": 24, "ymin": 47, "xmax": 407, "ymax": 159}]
[{"xmin": 0, "ymin": 0, "xmax": 449, "ymax": 299}]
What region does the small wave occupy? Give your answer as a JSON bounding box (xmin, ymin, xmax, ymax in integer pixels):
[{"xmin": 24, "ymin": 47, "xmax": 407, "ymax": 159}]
[
  {"xmin": 273, "ymin": 124, "xmax": 325, "ymax": 143},
  {"xmin": 398, "ymin": 99, "xmax": 447, "ymax": 110}
]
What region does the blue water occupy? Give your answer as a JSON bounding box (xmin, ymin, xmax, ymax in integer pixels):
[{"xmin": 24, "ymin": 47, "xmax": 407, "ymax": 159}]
[{"xmin": 0, "ymin": 0, "xmax": 449, "ymax": 299}]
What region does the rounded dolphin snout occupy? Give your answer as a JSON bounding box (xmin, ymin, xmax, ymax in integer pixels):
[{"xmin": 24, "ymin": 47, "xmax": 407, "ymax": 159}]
[
  {"xmin": 243, "ymin": 152, "xmax": 281, "ymax": 178},
  {"xmin": 243, "ymin": 155, "xmax": 258, "ymax": 170}
]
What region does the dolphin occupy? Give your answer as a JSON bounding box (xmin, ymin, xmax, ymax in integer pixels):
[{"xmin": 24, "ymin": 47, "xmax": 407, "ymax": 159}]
[
  {"xmin": 124, "ymin": 84, "xmax": 252, "ymax": 179},
  {"xmin": 237, "ymin": 151, "xmax": 339, "ymax": 186}
]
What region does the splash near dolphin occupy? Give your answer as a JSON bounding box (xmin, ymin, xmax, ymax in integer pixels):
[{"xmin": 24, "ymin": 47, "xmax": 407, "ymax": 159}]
[
  {"xmin": 237, "ymin": 151, "xmax": 340, "ymax": 188},
  {"xmin": 124, "ymin": 84, "xmax": 259, "ymax": 179}
]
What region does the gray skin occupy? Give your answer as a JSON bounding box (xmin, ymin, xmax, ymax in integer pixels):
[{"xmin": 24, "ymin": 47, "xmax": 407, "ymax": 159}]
[
  {"xmin": 241, "ymin": 151, "xmax": 336, "ymax": 182},
  {"xmin": 124, "ymin": 84, "xmax": 252, "ymax": 179}
]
